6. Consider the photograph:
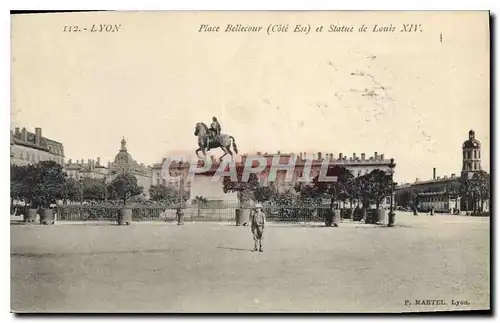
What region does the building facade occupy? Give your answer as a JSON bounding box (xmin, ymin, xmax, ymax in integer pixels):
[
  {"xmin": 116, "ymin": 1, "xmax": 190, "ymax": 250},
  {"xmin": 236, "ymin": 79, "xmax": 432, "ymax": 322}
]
[
  {"xmin": 10, "ymin": 127, "xmax": 64, "ymax": 166},
  {"xmin": 107, "ymin": 138, "xmax": 152, "ymax": 199},
  {"xmin": 65, "ymin": 138, "xmax": 152, "ymax": 199},
  {"xmin": 65, "ymin": 158, "xmax": 108, "ymax": 180}
]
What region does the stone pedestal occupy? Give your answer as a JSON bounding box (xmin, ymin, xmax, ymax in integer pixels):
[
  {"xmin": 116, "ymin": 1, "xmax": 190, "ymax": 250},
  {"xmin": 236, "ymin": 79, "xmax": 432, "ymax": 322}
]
[
  {"xmin": 39, "ymin": 208, "xmax": 54, "ymax": 225},
  {"xmin": 118, "ymin": 208, "xmax": 132, "ymax": 225},
  {"xmin": 332, "ymin": 210, "xmax": 341, "ymax": 227},
  {"xmin": 24, "ymin": 208, "xmax": 37, "ymax": 223},
  {"xmin": 236, "ymin": 208, "xmax": 250, "ymax": 226},
  {"xmin": 376, "ymin": 208, "xmax": 386, "ymax": 224}
]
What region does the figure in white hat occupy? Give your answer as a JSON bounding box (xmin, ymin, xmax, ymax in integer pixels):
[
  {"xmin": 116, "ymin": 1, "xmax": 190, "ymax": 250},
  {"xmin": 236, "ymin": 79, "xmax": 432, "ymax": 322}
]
[{"xmin": 250, "ymin": 202, "xmax": 266, "ymax": 252}]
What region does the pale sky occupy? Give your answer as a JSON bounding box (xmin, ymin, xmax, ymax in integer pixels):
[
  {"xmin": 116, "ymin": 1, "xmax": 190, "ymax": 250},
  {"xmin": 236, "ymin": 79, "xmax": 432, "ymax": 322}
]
[{"xmin": 11, "ymin": 11, "xmax": 490, "ymax": 183}]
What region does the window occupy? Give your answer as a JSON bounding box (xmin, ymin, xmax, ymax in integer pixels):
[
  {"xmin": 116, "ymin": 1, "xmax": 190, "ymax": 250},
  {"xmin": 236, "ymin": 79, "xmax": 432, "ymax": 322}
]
[
  {"xmin": 467, "ymin": 151, "xmax": 472, "ymax": 159},
  {"xmin": 474, "ymin": 150, "xmax": 477, "ymax": 159},
  {"xmin": 157, "ymin": 179, "xmax": 160, "ymax": 185}
]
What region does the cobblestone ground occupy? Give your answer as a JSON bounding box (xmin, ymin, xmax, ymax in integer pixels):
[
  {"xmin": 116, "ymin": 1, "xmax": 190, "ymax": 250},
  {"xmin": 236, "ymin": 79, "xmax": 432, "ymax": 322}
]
[{"xmin": 11, "ymin": 212, "xmax": 490, "ymax": 313}]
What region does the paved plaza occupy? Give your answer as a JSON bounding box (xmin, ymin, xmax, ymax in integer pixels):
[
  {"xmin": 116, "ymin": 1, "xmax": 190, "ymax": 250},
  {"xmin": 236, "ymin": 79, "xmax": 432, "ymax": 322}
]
[{"xmin": 11, "ymin": 212, "xmax": 490, "ymax": 313}]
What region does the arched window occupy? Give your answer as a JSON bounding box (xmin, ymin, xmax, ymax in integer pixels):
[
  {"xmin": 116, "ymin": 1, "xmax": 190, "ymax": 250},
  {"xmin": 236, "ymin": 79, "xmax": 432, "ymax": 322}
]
[
  {"xmin": 467, "ymin": 151, "xmax": 472, "ymax": 159},
  {"xmin": 463, "ymin": 151, "xmax": 466, "ymax": 159}
]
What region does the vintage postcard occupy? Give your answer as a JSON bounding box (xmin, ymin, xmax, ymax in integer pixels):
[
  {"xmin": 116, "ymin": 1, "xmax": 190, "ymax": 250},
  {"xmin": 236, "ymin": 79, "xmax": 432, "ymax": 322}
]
[{"xmin": 10, "ymin": 11, "xmax": 490, "ymax": 313}]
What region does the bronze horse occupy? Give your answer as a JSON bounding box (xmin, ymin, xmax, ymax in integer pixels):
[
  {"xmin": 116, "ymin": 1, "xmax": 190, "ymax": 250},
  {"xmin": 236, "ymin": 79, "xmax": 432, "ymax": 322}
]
[{"xmin": 194, "ymin": 122, "xmax": 238, "ymax": 160}]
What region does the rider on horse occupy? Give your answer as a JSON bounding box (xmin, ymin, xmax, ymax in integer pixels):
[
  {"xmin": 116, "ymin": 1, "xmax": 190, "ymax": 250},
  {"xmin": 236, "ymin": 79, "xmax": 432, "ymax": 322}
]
[{"xmin": 207, "ymin": 116, "xmax": 221, "ymax": 151}]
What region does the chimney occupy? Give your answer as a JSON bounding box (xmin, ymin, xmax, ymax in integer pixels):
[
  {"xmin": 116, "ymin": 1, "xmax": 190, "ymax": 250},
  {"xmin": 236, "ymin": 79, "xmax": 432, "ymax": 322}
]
[
  {"xmin": 81, "ymin": 159, "xmax": 84, "ymax": 165},
  {"xmin": 329, "ymin": 153, "xmax": 333, "ymax": 161},
  {"xmin": 277, "ymin": 150, "xmax": 281, "ymax": 155},
  {"xmin": 15, "ymin": 127, "xmax": 20, "ymax": 136},
  {"xmin": 338, "ymin": 153, "xmax": 343, "ymax": 160},
  {"xmin": 353, "ymin": 153, "xmax": 357, "ymax": 160},
  {"xmin": 361, "ymin": 153, "xmax": 366, "ymax": 160},
  {"xmin": 97, "ymin": 157, "xmax": 100, "ymax": 166},
  {"xmin": 380, "ymin": 154, "xmax": 384, "ymax": 160},
  {"xmin": 437, "ymin": 176, "xmax": 441, "ymax": 180},
  {"xmin": 415, "ymin": 178, "xmax": 419, "ymax": 183},
  {"xmin": 21, "ymin": 128, "xmax": 27, "ymax": 141},
  {"xmin": 35, "ymin": 127, "xmax": 42, "ymax": 146},
  {"xmin": 451, "ymin": 173, "xmax": 456, "ymax": 178},
  {"xmin": 374, "ymin": 152, "xmax": 378, "ymax": 160},
  {"xmin": 257, "ymin": 151, "xmax": 261, "ymax": 155},
  {"xmin": 68, "ymin": 158, "xmax": 72, "ymax": 164},
  {"xmin": 444, "ymin": 175, "xmax": 448, "ymax": 179},
  {"xmin": 433, "ymin": 167, "xmax": 436, "ymax": 180},
  {"xmin": 318, "ymin": 152, "xmax": 322, "ymax": 160}
]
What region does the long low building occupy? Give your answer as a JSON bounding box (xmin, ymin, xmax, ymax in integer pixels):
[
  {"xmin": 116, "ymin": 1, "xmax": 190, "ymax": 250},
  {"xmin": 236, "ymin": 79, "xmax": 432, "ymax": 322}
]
[{"xmin": 395, "ymin": 130, "xmax": 489, "ymax": 214}]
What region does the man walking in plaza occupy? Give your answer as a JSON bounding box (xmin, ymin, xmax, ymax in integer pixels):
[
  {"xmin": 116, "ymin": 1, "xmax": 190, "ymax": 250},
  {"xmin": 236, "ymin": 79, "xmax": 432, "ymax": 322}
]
[{"xmin": 250, "ymin": 203, "xmax": 266, "ymax": 252}]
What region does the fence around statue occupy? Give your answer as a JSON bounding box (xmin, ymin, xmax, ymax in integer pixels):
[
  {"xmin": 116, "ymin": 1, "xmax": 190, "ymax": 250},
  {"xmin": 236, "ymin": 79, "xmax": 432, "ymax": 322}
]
[{"xmin": 55, "ymin": 203, "xmax": 335, "ymax": 223}]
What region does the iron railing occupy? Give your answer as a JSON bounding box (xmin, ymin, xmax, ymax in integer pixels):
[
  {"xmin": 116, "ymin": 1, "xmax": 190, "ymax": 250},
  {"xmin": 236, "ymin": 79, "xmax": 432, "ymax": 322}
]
[{"xmin": 55, "ymin": 204, "xmax": 334, "ymax": 223}]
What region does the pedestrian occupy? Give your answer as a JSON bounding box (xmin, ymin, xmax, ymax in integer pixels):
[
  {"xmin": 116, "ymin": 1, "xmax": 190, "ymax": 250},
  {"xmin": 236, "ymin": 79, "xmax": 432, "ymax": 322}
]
[{"xmin": 250, "ymin": 203, "xmax": 266, "ymax": 252}]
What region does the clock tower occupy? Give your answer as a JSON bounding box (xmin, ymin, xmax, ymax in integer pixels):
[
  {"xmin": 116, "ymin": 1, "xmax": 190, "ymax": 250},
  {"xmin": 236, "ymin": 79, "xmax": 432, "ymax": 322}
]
[{"xmin": 461, "ymin": 129, "xmax": 481, "ymax": 179}]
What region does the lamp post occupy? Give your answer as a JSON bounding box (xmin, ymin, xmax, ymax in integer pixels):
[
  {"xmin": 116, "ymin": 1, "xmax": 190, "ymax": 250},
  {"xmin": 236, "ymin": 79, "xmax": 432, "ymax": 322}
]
[
  {"xmin": 78, "ymin": 178, "xmax": 84, "ymax": 204},
  {"xmin": 175, "ymin": 170, "xmax": 185, "ymax": 225},
  {"xmin": 388, "ymin": 158, "xmax": 396, "ymax": 227}
]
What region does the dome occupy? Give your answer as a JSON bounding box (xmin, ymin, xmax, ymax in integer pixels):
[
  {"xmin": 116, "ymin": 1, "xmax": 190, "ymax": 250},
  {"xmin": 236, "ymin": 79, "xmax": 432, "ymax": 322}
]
[
  {"xmin": 114, "ymin": 151, "xmax": 134, "ymax": 164},
  {"xmin": 114, "ymin": 137, "xmax": 135, "ymax": 164},
  {"xmin": 462, "ymin": 129, "xmax": 481, "ymax": 149}
]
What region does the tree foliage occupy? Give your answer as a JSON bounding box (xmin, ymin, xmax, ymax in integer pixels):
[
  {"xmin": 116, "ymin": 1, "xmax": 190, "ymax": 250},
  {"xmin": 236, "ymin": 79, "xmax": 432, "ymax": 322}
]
[
  {"xmin": 311, "ymin": 166, "xmax": 355, "ymax": 206},
  {"xmin": 30, "ymin": 161, "xmax": 67, "ymax": 208},
  {"xmin": 10, "ymin": 164, "xmax": 36, "ymax": 203},
  {"xmin": 61, "ymin": 177, "xmax": 82, "ymax": 203},
  {"xmin": 149, "ymin": 184, "xmax": 177, "ymax": 202},
  {"xmin": 354, "ymin": 169, "xmax": 394, "ymax": 208},
  {"xmin": 222, "ymin": 164, "xmax": 260, "ymax": 205},
  {"xmin": 109, "ymin": 173, "xmax": 143, "ymax": 205},
  {"xmin": 469, "ymin": 171, "xmax": 490, "ymax": 201},
  {"xmin": 81, "ymin": 177, "xmax": 107, "ymax": 201}
]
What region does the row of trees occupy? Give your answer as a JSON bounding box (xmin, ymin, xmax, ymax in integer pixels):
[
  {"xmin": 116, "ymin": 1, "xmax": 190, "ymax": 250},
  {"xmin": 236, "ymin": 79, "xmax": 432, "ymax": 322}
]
[
  {"xmin": 11, "ymin": 161, "xmax": 146, "ymax": 208},
  {"xmin": 222, "ymin": 165, "xmax": 396, "ymax": 210}
]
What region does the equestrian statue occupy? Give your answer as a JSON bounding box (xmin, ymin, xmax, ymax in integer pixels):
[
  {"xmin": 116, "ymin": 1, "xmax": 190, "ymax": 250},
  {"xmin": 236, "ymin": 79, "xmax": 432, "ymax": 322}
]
[{"xmin": 194, "ymin": 116, "xmax": 238, "ymax": 161}]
